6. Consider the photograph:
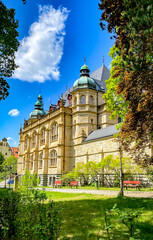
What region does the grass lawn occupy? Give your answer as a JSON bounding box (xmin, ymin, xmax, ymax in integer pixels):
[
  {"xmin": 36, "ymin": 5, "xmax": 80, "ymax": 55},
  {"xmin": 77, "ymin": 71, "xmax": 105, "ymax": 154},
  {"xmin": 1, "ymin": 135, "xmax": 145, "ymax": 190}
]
[
  {"xmin": 43, "ymin": 191, "xmax": 153, "ymax": 240},
  {"xmin": 0, "ymin": 188, "xmax": 152, "ymax": 239}
]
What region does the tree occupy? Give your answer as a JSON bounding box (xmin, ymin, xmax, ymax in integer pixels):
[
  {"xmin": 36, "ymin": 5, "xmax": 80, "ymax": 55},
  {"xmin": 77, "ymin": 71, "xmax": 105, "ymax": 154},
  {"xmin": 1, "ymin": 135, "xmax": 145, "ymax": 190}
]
[
  {"xmin": 0, "ymin": 152, "xmax": 5, "ymax": 172},
  {"xmin": 0, "ymin": 0, "xmax": 19, "ymax": 101},
  {"xmin": 2, "ymin": 155, "xmax": 17, "ymax": 173},
  {"xmin": 18, "ymin": 170, "xmax": 39, "ymax": 199},
  {"xmin": 99, "ymin": 0, "xmax": 153, "ymax": 162},
  {"xmin": 62, "ymin": 161, "xmax": 98, "ymax": 185}
]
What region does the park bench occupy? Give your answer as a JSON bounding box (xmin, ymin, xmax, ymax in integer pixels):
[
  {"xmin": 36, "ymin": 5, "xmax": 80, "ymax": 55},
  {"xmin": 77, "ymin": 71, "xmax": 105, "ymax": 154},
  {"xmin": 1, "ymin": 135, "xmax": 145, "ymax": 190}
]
[
  {"xmin": 68, "ymin": 181, "xmax": 78, "ymax": 188},
  {"xmin": 123, "ymin": 180, "xmax": 141, "ymax": 190},
  {"xmin": 54, "ymin": 180, "xmax": 62, "ymax": 188}
]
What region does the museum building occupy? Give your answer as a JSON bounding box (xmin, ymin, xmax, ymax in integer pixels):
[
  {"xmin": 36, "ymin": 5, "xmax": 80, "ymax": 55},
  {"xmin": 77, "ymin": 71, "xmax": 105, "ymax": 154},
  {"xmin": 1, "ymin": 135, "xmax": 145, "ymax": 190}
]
[{"xmin": 18, "ymin": 63, "xmax": 131, "ymax": 186}]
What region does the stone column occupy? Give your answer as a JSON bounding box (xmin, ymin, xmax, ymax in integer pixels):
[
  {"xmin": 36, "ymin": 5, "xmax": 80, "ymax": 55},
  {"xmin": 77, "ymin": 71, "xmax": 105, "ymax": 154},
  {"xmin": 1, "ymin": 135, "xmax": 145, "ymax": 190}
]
[
  {"xmin": 76, "ymin": 93, "xmax": 80, "ymax": 105},
  {"xmin": 25, "ymin": 154, "xmax": 29, "ymax": 171},
  {"xmin": 33, "ymin": 151, "xmax": 38, "ymax": 173},
  {"xmin": 42, "ymin": 148, "xmax": 48, "ymax": 186},
  {"xmin": 58, "ymin": 123, "xmax": 63, "ymax": 145},
  {"xmin": 42, "ymin": 148, "xmax": 48, "ymax": 174},
  {"xmin": 27, "ymin": 137, "xmax": 31, "ymax": 152},
  {"xmin": 45, "ymin": 129, "xmax": 49, "ymax": 147},
  {"xmin": 36, "ymin": 132, "xmax": 39, "ymax": 149},
  {"xmin": 57, "ymin": 146, "xmax": 63, "ymax": 174},
  {"xmin": 86, "ymin": 93, "xmax": 89, "ymax": 105}
]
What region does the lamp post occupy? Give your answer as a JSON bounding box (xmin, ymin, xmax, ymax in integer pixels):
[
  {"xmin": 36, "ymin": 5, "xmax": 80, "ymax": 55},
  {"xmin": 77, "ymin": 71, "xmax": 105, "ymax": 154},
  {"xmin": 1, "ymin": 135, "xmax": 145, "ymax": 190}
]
[
  {"xmin": 9, "ymin": 166, "xmax": 12, "ymax": 189},
  {"xmin": 5, "ymin": 166, "xmax": 8, "ymax": 188}
]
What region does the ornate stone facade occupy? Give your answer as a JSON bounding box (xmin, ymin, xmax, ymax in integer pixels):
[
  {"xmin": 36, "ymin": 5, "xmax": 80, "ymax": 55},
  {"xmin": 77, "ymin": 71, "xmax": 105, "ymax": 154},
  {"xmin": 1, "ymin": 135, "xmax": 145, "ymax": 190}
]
[{"xmin": 18, "ymin": 63, "xmax": 152, "ymax": 186}]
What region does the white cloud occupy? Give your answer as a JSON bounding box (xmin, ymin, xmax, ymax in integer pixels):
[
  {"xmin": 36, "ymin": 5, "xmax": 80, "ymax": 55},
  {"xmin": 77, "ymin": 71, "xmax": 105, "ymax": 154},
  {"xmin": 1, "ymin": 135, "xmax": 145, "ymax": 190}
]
[
  {"xmin": 13, "ymin": 5, "xmax": 69, "ymax": 83},
  {"xmin": 8, "ymin": 109, "xmax": 20, "ymax": 116},
  {"xmin": 7, "ymin": 137, "xmax": 18, "ymax": 147}
]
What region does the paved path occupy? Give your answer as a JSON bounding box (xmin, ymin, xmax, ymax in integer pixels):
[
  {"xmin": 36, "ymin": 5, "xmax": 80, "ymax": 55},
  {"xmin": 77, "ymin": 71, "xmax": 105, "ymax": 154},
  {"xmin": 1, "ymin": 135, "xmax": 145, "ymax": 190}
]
[
  {"xmin": 1, "ymin": 181, "xmax": 152, "ymax": 198},
  {"xmin": 36, "ymin": 187, "xmax": 153, "ymax": 198},
  {"xmin": 0, "ymin": 180, "xmax": 12, "ymax": 188}
]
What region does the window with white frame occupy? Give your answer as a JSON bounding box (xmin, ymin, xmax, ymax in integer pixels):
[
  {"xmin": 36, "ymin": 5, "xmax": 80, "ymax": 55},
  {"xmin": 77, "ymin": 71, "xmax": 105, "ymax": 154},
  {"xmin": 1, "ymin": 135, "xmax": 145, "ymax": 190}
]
[
  {"xmin": 50, "ymin": 123, "xmax": 58, "ymax": 142},
  {"xmin": 48, "ymin": 150, "xmax": 57, "ymax": 167}
]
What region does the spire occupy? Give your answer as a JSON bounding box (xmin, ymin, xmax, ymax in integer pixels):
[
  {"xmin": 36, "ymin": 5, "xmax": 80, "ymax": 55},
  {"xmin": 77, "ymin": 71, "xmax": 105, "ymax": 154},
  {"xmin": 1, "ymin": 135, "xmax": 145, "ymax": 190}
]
[
  {"xmin": 84, "ymin": 57, "xmax": 86, "ymax": 65},
  {"xmin": 80, "ymin": 58, "xmax": 90, "ymax": 77},
  {"xmin": 102, "ymin": 56, "xmax": 105, "ymax": 65},
  {"xmin": 61, "ymin": 94, "xmax": 64, "ymax": 106},
  {"xmin": 37, "ymin": 94, "xmax": 43, "ymax": 110}
]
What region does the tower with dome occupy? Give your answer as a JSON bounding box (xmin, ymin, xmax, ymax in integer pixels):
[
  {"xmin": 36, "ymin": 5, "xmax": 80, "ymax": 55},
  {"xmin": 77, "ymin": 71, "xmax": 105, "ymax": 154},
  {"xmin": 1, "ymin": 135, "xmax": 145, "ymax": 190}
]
[{"xmin": 18, "ymin": 62, "xmax": 138, "ymax": 186}]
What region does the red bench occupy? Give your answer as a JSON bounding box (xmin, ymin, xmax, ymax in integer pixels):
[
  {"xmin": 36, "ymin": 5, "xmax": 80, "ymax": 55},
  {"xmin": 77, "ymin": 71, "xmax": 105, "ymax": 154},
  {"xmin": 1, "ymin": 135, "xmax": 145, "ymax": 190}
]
[
  {"xmin": 68, "ymin": 181, "xmax": 78, "ymax": 188},
  {"xmin": 123, "ymin": 181, "xmax": 141, "ymax": 190},
  {"xmin": 54, "ymin": 180, "xmax": 62, "ymax": 188}
]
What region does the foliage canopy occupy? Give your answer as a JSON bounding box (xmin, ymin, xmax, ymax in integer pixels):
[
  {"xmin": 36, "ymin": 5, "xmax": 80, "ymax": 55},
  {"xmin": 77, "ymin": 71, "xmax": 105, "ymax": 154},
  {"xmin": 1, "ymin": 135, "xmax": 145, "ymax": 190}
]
[
  {"xmin": 0, "ymin": 0, "xmax": 19, "ymax": 100},
  {"xmin": 99, "ymin": 0, "xmax": 153, "ymax": 162}
]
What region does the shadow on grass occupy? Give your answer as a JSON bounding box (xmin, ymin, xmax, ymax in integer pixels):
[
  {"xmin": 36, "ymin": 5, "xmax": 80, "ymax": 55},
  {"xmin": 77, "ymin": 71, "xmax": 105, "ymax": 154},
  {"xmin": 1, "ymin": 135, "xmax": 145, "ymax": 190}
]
[
  {"xmin": 55, "ymin": 196, "xmax": 153, "ymax": 240},
  {"xmin": 1, "ymin": 189, "xmax": 152, "ymax": 239}
]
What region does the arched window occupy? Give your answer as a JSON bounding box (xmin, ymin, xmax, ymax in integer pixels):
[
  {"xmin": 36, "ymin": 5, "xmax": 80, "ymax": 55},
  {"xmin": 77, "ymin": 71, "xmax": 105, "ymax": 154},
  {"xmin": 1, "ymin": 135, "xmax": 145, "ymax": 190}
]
[
  {"xmin": 24, "ymin": 135, "xmax": 28, "ymax": 150},
  {"xmin": 80, "ymin": 95, "xmax": 86, "ymax": 104},
  {"xmin": 89, "ymin": 95, "xmax": 94, "ymax": 105},
  {"xmin": 49, "ymin": 150, "xmax": 57, "ymax": 167},
  {"xmin": 38, "ymin": 153, "xmax": 43, "ymax": 168},
  {"xmin": 32, "ymin": 131, "xmax": 36, "ymax": 148},
  {"xmin": 40, "ymin": 128, "xmax": 45, "ymax": 145},
  {"xmin": 50, "ymin": 122, "xmax": 58, "ymax": 142}
]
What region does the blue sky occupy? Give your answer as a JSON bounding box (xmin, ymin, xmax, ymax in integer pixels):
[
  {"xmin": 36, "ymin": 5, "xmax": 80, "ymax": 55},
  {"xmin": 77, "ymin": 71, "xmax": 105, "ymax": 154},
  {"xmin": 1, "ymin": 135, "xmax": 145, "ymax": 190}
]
[{"xmin": 1, "ymin": 0, "xmax": 114, "ymax": 147}]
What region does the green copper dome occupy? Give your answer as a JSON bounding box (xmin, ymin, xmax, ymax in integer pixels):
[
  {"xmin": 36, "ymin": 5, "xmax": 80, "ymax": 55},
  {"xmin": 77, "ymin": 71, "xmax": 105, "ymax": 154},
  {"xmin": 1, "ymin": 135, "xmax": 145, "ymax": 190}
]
[
  {"xmin": 73, "ymin": 63, "xmax": 97, "ymax": 90},
  {"xmin": 29, "ymin": 110, "xmax": 46, "ymax": 119},
  {"xmin": 38, "ymin": 94, "xmax": 42, "ymax": 98},
  {"xmin": 29, "ymin": 94, "xmax": 48, "ymax": 119},
  {"xmin": 81, "ymin": 64, "xmax": 89, "ymax": 71},
  {"xmin": 35, "ymin": 100, "xmax": 41, "ymax": 107},
  {"xmin": 73, "ymin": 76, "xmax": 96, "ymax": 90}
]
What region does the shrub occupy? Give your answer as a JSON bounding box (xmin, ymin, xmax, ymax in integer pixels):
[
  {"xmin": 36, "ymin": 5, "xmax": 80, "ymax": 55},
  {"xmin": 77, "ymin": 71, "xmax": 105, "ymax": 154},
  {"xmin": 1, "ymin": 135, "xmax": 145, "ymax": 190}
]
[{"xmin": 0, "ymin": 171, "xmax": 61, "ymax": 240}]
